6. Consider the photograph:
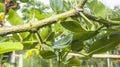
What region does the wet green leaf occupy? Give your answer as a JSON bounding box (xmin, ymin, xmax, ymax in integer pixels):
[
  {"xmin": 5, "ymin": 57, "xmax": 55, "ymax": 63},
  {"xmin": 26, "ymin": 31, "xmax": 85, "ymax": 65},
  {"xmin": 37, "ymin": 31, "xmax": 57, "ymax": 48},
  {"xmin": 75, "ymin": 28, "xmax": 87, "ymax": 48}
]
[{"xmin": 53, "ymin": 34, "xmax": 73, "ymax": 49}]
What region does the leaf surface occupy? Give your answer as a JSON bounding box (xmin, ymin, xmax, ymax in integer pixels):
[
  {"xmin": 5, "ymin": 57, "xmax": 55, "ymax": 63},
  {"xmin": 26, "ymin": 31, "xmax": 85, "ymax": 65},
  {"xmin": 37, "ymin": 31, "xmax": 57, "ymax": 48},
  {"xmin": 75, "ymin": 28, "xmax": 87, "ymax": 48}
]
[{"xmin": 0, "ymin": 42, "xmax": 23, "ymax": 54}]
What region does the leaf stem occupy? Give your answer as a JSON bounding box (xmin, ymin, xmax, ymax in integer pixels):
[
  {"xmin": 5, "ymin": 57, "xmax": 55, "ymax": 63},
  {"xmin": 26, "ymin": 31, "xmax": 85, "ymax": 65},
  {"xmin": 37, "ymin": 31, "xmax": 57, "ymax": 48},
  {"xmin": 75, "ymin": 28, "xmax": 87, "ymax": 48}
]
[
  {"xmin": 35, "ymin": 31, "xmax": 43, "ymax": 50},
  {"xmin": 79, "ymin": 12, "xmax": 93, "ymax": 29}
]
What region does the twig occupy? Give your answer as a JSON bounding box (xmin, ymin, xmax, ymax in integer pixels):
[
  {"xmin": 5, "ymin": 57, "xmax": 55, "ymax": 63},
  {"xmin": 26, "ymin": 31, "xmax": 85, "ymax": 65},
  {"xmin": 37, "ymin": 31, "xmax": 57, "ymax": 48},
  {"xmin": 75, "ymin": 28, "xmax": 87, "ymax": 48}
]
[{"xmin": 83, "ymin": 13, "xmax": 120, "ymax": 25}]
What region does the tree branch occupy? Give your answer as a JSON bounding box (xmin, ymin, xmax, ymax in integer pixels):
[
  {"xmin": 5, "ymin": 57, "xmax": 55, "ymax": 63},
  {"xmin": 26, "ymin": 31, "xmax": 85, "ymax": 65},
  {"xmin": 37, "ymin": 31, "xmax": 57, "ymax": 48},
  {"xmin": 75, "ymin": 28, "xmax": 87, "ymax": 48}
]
[
  {"xmin": 84, "ymin": 13, "xmax": 120, "ymax": 25},
  {"xmin": 0, "ymin": 9, "xmax": 76, "ymax": 36},
  {"xmin": 68, "ymin": 53, "xmax": 120, "ymax": 59},
  {"xmin": 0, "ymin": 0, "xmax": 87, "ymax": 36}
]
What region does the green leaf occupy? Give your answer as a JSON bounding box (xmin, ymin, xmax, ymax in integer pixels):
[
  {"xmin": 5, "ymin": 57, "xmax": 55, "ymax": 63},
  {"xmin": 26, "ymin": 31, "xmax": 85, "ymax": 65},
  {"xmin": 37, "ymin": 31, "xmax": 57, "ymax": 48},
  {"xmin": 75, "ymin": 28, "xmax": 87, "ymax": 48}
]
[
  {"xmin": 53, "ymin": 23, "xmax": 64, "ymax": 37},
  {"xmin": 0, "ymin": 36, "xmax": 17, "ymax": 42},
  {"xmin": 50, "ymin": 0, "xmax": 64, "ymax": 13},
  {"xmin": 7, "ymin": 9, "xmax": 24, "ymax": 25},
  {"xmin": 30, "ymin": 9, "xmax": 52, "ymax": 20},
  {"xmin": 63, "ymin": 1, "xmax": 70, "ymax": 11},
  {"xmin": 41, "ymin": 26, "xmax": 51, "ymax": 41},
  {"xmin": 67, "ymin": 57, "xmax": 81, "ymax": 66},
  {"xmin": 61, "ymin": 20, "xmax": 86, "ymax": 32},
  {"xmin": 22, "ymin": 34, "xmax": 38, "ymax": 49},
  {"xmin": 13, "ymin": 32, "xmax": 30, "ymax": 41},
  {"xmin": 0, "ymin": 42, "xmax": 23, "ymax": 54},
  {"xmin": 46, "ymin": 32, "xmax": 55, "ymax": 42},
  {"xmin": 73, "ymin": 31, "xmax": 98, "ymax": 41},
  {"xmin": 13, "ymin": 34, "xmax": 21, "ymax": 41},
  {"xmin": 88, "ymin": 33, "xmax": 120, "ymax": 55},
  {"xmin": 22, "ymin": 41, "xmax": 38, "ymax": 49},
  {"xmin": 20, "ymin": 0, "xmax": 28, "ymax": 2},
  {"xmin": 20, "ymin": 32, "xmax": 30, "ymax": 40},
  {"xmin": 110, "ymin": 18, "xmax": 120, "ymax": 21},
  {"xmin": 40, "ymin": 50, "xmax": 56, "ymax": 59},
  {"xmin": 37, "ymin": 13, "xmax": 52, "ymax": 20},
  {"xmin": 80, "ymin": 12, "xmax": 94, "ymax": 30},
  {"xmin": 53, "ymin": 34, "xmax": 73, "ymax": 49},
  {"xmin": 87, "ymin": 0, "xmax": 111, "ymax": 17},
  {"xmin": 0, "ymin": 3, "xmax": 4, "ymax": 12},
  {"xmin": 61, "ymin": 47, "xmax": 70, "ymax": 59},
  {"xmin": 22, "ymin": 33, "xmax": 32, "ymax": 41},
  {"xmin": 0, "ymin": 0, "xmax": 4, "ymax": 3},
  {"xmin": 71, "ymin": 40, "xmax": 84, "ymax": 52}
]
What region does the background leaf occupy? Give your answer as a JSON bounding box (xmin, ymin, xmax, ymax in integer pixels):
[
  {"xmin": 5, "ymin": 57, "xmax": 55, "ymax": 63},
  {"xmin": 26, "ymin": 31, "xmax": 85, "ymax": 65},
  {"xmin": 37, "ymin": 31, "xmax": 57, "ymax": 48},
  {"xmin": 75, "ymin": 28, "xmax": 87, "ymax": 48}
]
[
  {"xmin": 88, "ymin": 33, "xmax": 120, "ymax": 55},
  {"xmin": 67, "ymin": 57, "xmax": 81, "ymax": 66},
  {"xmin": 40, "ymin": 50, "xmax": 56, "ymax": 59},
  {"xmin": 0, "ymin": 3, "xmax": 4, "ymax": 12},
  {"xmin": 7, "ymin": 9, "xmax": 24, "ymax": 25},
  {"xmin": 87, "ymin": 0, "xmax": 111, "ymax": 18},
  {"xmin": 50, "ymin": 0, "xmax": 64, "ymax": 13},
  {"xmin": 20, "ymin": 0, "xmax": 28, "ymax": 3}
]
